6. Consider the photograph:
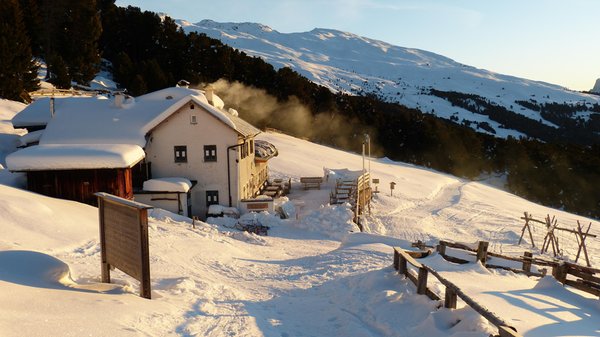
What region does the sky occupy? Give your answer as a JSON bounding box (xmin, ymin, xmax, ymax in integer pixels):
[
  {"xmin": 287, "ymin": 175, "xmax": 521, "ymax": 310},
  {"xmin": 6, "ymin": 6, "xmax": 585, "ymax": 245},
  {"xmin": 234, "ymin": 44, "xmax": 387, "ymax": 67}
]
[{"xmin": 115, "ymin": 0, "xmax": 599, "ymax": 91}]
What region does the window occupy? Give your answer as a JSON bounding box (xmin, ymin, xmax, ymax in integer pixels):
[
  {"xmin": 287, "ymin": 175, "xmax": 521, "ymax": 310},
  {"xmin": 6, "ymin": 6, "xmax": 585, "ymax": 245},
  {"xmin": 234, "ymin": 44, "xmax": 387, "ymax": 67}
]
[
  {"xmin": 250, "ymin": 140, "xmax": 254, "ymax": 155},
  {"xmin": 190, "ymin": 115, "xmax": 197, "ymax": 124},
  {"xmin": 206, "ymin": 190, "xmax": 219, "ymax": 207},
  {"xmin": 174, "ymin": 145, "xmax": 187, "ymax": 163},
  {"xmin": 240, "ymin": 142, "xmax": 249, "ymax": 159},
  {"xmin": 204, "ymin": 145, "xmax": 217, "ymax": 162}
]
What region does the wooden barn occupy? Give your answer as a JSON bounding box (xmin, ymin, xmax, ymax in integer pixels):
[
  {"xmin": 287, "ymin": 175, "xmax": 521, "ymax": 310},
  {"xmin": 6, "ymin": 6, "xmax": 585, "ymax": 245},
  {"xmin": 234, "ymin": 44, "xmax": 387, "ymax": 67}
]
[{"xmin": 6, "ymin": 144, "xmax": 144, "ymax": 205}]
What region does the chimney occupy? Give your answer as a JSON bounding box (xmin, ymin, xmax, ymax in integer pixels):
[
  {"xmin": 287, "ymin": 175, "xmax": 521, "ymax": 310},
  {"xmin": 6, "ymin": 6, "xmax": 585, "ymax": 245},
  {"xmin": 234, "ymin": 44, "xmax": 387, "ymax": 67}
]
[
  {"xmin": 50, "ymin": 97, "xmax": 55, "ymax": 117},
  {"xmin": 114, "ymin": 92, "xmax": 124, "ymax": 108},
  {"xmin": 205, "ymin": 85, "xmax": 214, "ymax": 104},
  {"xmin": 177, "ymin": 79, "xmax": 190, "ymax": 88}
]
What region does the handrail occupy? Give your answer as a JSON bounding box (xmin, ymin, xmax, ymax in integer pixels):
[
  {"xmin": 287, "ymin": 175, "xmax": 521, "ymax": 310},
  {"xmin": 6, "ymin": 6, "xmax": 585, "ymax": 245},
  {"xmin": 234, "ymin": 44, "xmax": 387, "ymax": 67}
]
[{"xmin": 393, "ymin": 247, "xmax": 523, "ymax": 337}]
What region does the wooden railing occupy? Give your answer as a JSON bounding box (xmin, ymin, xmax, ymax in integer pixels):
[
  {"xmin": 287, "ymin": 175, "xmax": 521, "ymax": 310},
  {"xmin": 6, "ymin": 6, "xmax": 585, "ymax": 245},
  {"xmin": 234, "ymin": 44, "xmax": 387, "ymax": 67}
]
[
  {"xmin": 436, "ymin": 240, "xmax": 600, "ymax": 298},
  {"xmin": 393, "ymin": 247, "xmax": 522, "ymax": 337},
  {"xmin": 30, "ymin": 88, "xmax": 103, "ymax": 97}
]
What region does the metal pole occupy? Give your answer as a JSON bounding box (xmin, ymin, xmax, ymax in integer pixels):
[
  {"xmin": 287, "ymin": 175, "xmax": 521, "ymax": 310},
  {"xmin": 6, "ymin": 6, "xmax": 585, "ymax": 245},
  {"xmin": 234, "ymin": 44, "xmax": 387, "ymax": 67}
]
[
  {"xmin": 362, "ymin": 142, "xmax": 365, "ymax": 173},
  {"xmin": 365, "ymin": 134, "xmax": 370, "ymax": 176}
]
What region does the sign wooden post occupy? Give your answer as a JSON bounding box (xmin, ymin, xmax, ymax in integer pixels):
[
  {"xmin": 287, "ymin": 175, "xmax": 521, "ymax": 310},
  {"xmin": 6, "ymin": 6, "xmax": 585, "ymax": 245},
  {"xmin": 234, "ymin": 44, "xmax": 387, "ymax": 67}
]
[{"xmin": 96, "ymin": 192, "xmax": 153, "ymax": 299}]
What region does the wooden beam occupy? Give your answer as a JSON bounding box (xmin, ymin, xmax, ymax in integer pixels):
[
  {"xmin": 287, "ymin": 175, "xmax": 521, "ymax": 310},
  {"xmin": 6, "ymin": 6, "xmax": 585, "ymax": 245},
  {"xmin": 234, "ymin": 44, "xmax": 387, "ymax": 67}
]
[
  {"xmin": 567, "ymin": 269, "xmax": 600, "ymax": 284},
  {"xmin": 564, "ymin": 279, "xmax": 600, "ymax": 297},
  {"xmin": 425, "ymin": 266, "xmax": 515, "ymax": 330},
  {"xmin": 439, "ymin": 253, "xmax": 470, "ymax": 265},
  {"xmin": 394, "ymin": 248, "xmax": 423, "ymax": 269},
  {"xmin": 485, "ymin": 264, "xmax": 545, "ymax": 278},
  {"xmin": 498, "ymin": 325, "xmax": 521, "ymax": 337},
  {"xmin": 405, "ymin": 250, "xmax": 432, "ymax": 259},
  {"xmin": 439, "ymin": 240, "xmax": 477, "ymax": 252}
]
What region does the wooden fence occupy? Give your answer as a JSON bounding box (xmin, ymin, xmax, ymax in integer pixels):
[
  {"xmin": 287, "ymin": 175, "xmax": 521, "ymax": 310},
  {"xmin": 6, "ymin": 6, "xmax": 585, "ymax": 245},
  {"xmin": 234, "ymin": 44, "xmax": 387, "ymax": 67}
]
[
  {"xmin": 434, "ymin": 240, "xmax": 600, "ymax": 298},
  {"xmin": 394, "ymin": 240, "xmax": 600, "ymax": 336},
  {"xmin": 519, "ymin": 212, "xmax": 596, "ymax": 267},
  {"xmin": 330, "ymin": 172, "xmax": 372, "ymax": 231},
  {"xmin": 393, "ymin": 247, "xmax": 521, "ymax": 337},
  {"xmin": 30, "ymin": 88, "xmax": 104, "ymax": 97}
]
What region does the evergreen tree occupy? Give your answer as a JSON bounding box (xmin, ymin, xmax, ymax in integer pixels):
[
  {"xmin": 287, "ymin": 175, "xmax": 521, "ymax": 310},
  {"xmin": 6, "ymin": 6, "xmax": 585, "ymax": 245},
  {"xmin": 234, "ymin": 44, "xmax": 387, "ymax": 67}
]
[
  {"xmin": 112, "ymin": 51, "xmax": 135, "ymax": 88},
  {"xmin": 47, "ymin": 54, "xmax": 71, "ymax": 89},
  {"xmin": 129, "ymin": 74, "xmax": 147, "ymax": 96},
  {"xmin": 63, "ymin": 0, "xmax": 102, "ymax": 85},
  {"xmin": 18, "ymin": 0, "xmax": 43, "ymax": 56},
  {"xmin": 142, "ymin": 58, "xmax": 169, "ymax": 91},
  {"xmin": 0, "ymin": 0, "xmax": 39, "ymax": 102}
]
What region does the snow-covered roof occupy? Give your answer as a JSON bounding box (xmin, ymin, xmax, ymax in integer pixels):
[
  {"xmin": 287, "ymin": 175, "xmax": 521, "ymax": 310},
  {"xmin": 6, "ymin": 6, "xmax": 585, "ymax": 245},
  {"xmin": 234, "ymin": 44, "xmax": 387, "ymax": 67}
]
[
  {"xmin": 37, "ymin": 87, "xmax": 260, "ymax": 147},
  {"xmin": 19, "ymin": 130, "xmax": 44, "ymax": 147},
  {"xmin": 255, "ymin": 139, "xmax": 278, "ymax": 160},
  {"xmin": 6, "ymin": 144, "xmax": 145, "ymax": 171},
  {"xmin": 142, "ymin": 177, "xmax": 193, "ymax": 193},
  {"xmin": 11, "ymin": 96, "xmax": 106, "ymax": 128}
]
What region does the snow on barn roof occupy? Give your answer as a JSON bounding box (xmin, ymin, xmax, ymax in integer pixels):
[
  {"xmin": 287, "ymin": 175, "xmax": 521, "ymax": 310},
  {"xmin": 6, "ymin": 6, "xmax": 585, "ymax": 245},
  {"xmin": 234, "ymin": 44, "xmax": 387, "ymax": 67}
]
[
  {"xmin": 11, "ymin": 96, "xmax": 107, "ymax": 128},
  {"xmin": 142, "ymin": 177, "xmax": 193, "ymax": 193},
  {"xmin": 6, "ymin": 144, "xmax": 145, "ymax": 171},
  {"xmin": 37, "ymin": 87, "xmax": 260, "ymax": 147},
  {"xmin": 19, "ymin": 129, "xmax": 44, "ymax": 147}
]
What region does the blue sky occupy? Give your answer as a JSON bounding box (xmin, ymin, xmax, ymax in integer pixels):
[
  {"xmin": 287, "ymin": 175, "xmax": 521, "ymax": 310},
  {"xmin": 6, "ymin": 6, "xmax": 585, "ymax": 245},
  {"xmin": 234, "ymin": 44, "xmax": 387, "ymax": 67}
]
[{"xmin": 116, "ymin": 0, "xmax": 599, "ymax": 91}]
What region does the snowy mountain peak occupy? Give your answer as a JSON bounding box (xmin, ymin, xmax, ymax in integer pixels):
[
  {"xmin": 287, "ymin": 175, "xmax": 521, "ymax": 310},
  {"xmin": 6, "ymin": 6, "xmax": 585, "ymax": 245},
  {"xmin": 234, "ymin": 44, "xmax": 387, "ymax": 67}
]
[
  {"xmin": 193, "ymin": 19, "xmax": 274, "ymax": 34},
  {"xmin": 592, "ymin": 78, "xmax": 600, "ymax": 94},
  {"xmin": 178, "ymin": 19, "xmax": 600, "ymax": 141}
]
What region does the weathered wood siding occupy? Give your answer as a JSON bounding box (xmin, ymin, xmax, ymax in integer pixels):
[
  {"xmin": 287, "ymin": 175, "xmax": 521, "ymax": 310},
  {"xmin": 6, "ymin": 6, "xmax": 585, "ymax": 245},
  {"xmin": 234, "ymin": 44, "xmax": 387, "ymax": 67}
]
[{"xmin": 27, "ymin": 168, "xmax": 133, "ymax": 205}]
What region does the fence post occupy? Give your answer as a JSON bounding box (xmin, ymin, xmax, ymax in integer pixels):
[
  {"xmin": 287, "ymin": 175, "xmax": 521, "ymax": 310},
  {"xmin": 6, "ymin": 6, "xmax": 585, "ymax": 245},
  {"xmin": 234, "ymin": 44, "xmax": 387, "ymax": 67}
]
[
  {"xmin": 552, "ymin": 263, "xmax": 567, "ymax": 283},
  {"xmin": 398, "ymin": 254, "xmax": 407, "ymax": 276},
  {"xmin": 444, "ymin": 286, "xmax": 457, "ymax": 309},
  {"xmin": 477, "ymin": 241, "xmax": 489, "ymax": 264},
  {"xmin": 393, "ymin": 249, "xmax": 400, "ymax": 270},
  {"xmin": 437, "ymin": 243, "xmax": 446, "ymax": 255},
  {"xmin": 417, "ymin": 267, "xmax": 428, "ymax": 295},
  {"xmin": 522, "ymin": 251, "xmax": 532, "ymax": 273}
]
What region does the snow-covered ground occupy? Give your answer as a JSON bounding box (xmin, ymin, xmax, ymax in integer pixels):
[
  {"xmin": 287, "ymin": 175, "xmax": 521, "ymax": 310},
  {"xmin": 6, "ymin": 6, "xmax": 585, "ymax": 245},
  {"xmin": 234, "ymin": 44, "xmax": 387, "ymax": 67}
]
[
  {"xmin": 178, "ymin": 20, "xmax": 600, "ymax": 138},
  {"xmin": 1, "ymin": 101, "xmax": 599, "ymax": 336}
]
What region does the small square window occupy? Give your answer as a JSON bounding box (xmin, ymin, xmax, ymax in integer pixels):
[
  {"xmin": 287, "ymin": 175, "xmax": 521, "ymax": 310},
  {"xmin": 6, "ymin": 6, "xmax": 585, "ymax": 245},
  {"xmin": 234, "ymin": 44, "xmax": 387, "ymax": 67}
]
[
  {"xmin": 206, "ymin": 190, "xmax": 219, "ymax": 207},
  {"xmin": 204, "ymin": 145, "xmax": 217, "ymax": 162},
  {"xmin": 190, "ymin": 115, "xmax": 197, "ymax": 124},
  {"xmin": 174, "ymin": 145, "xmax": 187, "ymax": 163}
]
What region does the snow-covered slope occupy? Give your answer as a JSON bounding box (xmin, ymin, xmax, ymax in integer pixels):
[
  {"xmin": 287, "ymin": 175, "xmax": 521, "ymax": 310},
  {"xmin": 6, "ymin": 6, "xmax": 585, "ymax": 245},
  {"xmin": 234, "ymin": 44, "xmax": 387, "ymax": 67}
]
[
  {"xmin": 1, "ymin": 98, "xmax": 598, "ymax": 336},
  {"xmin": 179, "ymin": 20, "xmax": 600, "ymax": 139}
]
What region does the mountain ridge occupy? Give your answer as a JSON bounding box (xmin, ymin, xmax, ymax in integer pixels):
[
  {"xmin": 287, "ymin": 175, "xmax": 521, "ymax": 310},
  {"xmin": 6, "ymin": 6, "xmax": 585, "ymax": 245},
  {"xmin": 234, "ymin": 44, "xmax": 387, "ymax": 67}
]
[{"xmin": 178, "ymin": 19, "xmax": 600, "ymax": 140}]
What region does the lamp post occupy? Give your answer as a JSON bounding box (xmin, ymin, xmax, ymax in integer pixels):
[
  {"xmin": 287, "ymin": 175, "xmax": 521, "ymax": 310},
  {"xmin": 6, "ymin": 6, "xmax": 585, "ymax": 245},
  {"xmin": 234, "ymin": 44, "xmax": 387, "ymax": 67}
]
[{"xmin": 364, "ymin": 134, "xmax": 370, "ymax": 176}]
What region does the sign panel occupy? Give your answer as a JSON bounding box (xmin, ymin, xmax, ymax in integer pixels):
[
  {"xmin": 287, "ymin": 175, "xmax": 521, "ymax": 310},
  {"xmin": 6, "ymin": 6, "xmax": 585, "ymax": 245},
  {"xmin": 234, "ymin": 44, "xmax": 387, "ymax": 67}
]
[{"xmin": 96, "ymin": 192, "xmax": 153, "ymax": 299}]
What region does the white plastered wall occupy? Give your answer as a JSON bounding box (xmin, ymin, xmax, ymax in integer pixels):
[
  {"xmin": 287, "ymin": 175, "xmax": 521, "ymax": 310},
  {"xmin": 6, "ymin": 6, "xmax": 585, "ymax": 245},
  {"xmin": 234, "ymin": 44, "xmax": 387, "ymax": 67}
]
[{"xmin": 144, "ymin": 100, "xmax": 250, "ymax": 217}]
